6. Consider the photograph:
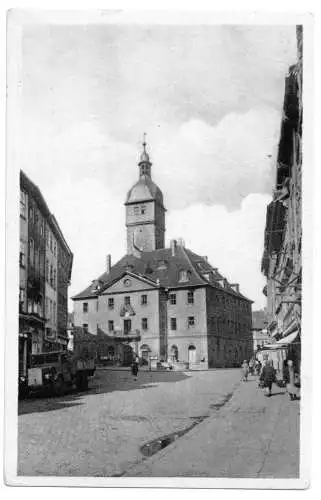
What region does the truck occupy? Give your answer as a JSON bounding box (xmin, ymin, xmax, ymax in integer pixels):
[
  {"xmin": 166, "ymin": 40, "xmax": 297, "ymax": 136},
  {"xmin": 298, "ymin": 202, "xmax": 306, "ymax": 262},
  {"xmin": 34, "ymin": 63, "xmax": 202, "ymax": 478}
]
[{"xmin": 19, "ymin": 347, "xmax": 96, "ymax": 398}]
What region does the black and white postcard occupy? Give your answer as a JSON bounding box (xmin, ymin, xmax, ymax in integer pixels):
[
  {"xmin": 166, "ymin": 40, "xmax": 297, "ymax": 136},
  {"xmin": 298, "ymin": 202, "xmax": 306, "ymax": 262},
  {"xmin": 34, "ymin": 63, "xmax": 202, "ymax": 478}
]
[{"xmin": 4, "ymin": 9, "xmax": 313, "ymax": 489}]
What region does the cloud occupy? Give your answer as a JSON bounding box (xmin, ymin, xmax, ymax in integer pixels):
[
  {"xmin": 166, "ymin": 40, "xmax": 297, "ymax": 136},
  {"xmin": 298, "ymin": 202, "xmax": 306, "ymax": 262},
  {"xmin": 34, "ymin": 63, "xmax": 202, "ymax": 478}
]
[
  {"xmin": 150, "ymin": 107, "xmax": 280, "ymax": 209},
  {"xmin": 18, "ymin": 23, "xmax": 297, "ymax": 311},
  {"xmin": 167, "ymin": 193, "xmax": 271, "ymax": 309},
  {"xmin": 43, "ymin": 176, "xmax": 126, "ymax": 299}
]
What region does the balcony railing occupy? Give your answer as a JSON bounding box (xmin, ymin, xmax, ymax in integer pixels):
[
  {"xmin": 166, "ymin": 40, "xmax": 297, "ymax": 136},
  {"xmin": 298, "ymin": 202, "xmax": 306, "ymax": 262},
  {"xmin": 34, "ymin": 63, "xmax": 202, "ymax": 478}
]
[{"xmin": 110, "ymin": 329, "xmax": 141, "ymax": 339}]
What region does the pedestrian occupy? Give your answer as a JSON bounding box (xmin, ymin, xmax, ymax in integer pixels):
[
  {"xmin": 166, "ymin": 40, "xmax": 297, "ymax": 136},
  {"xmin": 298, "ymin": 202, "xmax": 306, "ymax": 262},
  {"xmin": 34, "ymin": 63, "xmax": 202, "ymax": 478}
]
[
  {"xmin": 249, "ymin": 358, "xmax": 254, "ymax": 376},
  {"xmin": 131, "ymin": 357, "xmax": 139, "ymax": 378},
  {"xmin": 285, "ymin": 360, "xmax": 298, "ymax": 400},
  {"xmin": 256, "ymin": 359, "xmax": 262, "ymax": 376},
  {"xmin": 260, "ymin": 359, "xmax": 276, "ymax": 397},
  {"xmin": 241, "ymin": 360, "xmax": 249, "ymax": 382}
]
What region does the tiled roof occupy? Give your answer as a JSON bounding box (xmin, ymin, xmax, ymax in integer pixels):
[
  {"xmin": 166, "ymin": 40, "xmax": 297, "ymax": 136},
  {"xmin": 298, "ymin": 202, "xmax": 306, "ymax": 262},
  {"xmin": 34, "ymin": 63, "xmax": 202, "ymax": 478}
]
[{"xmin": 72, "ymin": 245, "xmax": 252, "ymax": 302}]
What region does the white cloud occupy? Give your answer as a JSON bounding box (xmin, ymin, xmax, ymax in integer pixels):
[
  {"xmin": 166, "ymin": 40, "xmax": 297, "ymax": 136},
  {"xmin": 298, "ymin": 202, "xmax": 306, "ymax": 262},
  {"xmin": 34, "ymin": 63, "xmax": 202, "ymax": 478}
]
[
  {"xmin": 18, "ymin": 24, "xmax": 297, "ymax": 312},
  {"xmin": 167, "ymin": 193, "xmax": 271, "ymax": 309},
  {"xmin": 151, "ymin": 107, "xmax": 280, "ymax": 209}
]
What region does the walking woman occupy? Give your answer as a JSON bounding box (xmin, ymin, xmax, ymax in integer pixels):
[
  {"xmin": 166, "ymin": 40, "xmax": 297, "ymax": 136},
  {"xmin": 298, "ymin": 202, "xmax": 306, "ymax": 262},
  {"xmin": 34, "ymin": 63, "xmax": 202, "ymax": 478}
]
[
  {"xmin": 260, "ymin": 359, "xmax": 276, "ymax": 397},
  {"xmin": 241, "ymin": 360, "xmax": 249, "ymax": 382},
  {"xmin": 285, "ymin": 359, "xmax": 298, "ymax": 400}
]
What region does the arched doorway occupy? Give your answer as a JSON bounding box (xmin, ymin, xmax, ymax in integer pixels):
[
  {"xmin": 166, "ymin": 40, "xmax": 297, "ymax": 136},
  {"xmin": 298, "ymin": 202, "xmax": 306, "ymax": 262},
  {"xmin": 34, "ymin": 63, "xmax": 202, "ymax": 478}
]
[
  {"xmin": 188, "ymin": 344, "xmax": 196, "ymax": 364},
  {"xmin": 170, "ymin": 345, "xmax": 179, "ymax": 362},
  {"xmin": 140, "ymin": 344, "xmax": 151, "ymax": 366}
]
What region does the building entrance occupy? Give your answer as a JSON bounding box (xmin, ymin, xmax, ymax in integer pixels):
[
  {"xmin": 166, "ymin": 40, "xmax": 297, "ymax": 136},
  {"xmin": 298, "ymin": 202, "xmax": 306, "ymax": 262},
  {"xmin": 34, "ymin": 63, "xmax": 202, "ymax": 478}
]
[{"xmin": 188, "ymin": 345, "xmax": 196, "ymax": 364}]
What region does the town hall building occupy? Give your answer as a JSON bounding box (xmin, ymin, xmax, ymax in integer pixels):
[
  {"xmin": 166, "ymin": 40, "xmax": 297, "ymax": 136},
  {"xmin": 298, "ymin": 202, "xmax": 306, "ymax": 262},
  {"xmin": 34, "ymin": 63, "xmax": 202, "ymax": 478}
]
[{"xmin": 72, "ymin": 141, "xmax": 253, "ymax": 369}]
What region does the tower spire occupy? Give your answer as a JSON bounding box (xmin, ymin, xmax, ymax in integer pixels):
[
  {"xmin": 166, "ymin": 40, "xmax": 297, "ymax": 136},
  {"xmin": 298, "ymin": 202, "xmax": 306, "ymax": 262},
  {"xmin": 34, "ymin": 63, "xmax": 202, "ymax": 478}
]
[{"xmin": 138, "ymin": 132, "xmax": 151, "ymax": 177}]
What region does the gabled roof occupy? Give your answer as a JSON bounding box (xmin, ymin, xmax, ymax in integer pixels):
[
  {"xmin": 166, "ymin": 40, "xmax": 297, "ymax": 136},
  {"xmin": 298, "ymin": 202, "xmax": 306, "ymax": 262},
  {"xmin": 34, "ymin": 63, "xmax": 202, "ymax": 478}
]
[{"xmin": 72, "ymin": 245, "xmax": 252, "ymax": 302}]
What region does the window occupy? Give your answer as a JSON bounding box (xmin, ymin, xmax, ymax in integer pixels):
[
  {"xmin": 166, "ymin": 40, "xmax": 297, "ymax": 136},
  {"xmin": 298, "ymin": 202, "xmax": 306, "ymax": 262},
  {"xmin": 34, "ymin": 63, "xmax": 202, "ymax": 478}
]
[
  {"xmin": 124, "ymin": 319, "xmax": 131, "ymax": 335},
  {"xmin": 179, "ymin": 270, "xmax": 188, "ymax": 282},
  {"xmin": 19, "ymin": 288, "xmax": 25, "ymax": 306},
  {"xmin": 187, "ymin": 291, "xmax": 194, "ymax": 304},
  {"xmin": 142, "ymin": 318, "xmax": 148, "ymax": 330},
  {"xmin": 141, "ymin": 205, "xmax": 146, "ymax": 215},
  {"xmin": 50, "ymin": 264, "xmax": 53, "ymax": 286},
  {"xmin": 170, "ymin": 318, "xmax": 177, "ymax": 330},
  {"xmin": 134, "ymin": 206, "xmax": 139, "ymax": 215},
  {"xmin": 53, "ymin": 269, "xmax": 56, "ymax": 289},
  {"xmin": 45, "ymin": 259, "xmax": 49, "ymax": 282},
  {"xmin": 40, "ymin": 221, "xmax": 44, "ymax": 237},
  {"xmin": 19, "ymin": 241, "xmax": 25, "ymax": 267},
  {"xmin": 96, "ymin": 300, "xmax": 99, "ymax": 312},
  {"xmin": 169, "ymin": 293, "xmax": 176, "ymax": 305},
  {"xmin": 108, "ymin": 320, "xmax": 114, "ymax": 332},
  {"xmin": 82, "ymin": 324, "xmax": 88, "ymax": 333},
  {"xmin": 125, "ymin": 296, "xmax": 131, "ymax": 305},
  {"xmin": 83, "ymin": 302, "xmax": 88, "ymax": 313},
  {"xmin": 188, "ymin": 316, "xmax": 195, "ymax": 327},
  {"xmin": 108, "ymin": 297, "xmax": 114, "ymax": 310},
  {"xmin": 29, "ymin": 206, "xmax": 34, "ymax": 223},
  {"xmin": 20, "ymin": 190, "xmax": 27, "ymax": 218},
  {"xmin": 28, "ymin": 239, "xmax": 34, "ymax": 265},
  {"xmin": 141, "ymin": 294, "xmax": 148, "ymax": 306}
]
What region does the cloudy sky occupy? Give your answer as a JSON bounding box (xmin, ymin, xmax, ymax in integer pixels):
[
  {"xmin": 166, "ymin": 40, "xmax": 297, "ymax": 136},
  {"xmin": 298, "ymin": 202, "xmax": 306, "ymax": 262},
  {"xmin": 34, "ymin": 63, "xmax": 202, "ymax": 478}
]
[{"xmin": 18, "ymin": 16, "xmax": 297, "ymax": 309}]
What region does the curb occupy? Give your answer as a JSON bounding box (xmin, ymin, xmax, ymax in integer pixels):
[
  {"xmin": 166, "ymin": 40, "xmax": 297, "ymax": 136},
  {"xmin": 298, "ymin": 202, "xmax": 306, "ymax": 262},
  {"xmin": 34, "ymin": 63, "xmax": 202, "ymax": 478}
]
[{"xmin": 123, "ymin": 380, "xmax": 242, "ymax": 477}]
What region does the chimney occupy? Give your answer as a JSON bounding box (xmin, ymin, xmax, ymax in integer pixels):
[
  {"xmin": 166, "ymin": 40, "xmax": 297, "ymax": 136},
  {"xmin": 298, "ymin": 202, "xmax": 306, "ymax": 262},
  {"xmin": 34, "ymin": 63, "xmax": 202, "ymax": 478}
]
[
  {"xmin": 203, "ymin": 256, "xmax": 208, "ymax": 262},
  {"xmin": 231, "ymin": 283, "xmax": 240, "ymax": 294},
  {"xmin": 106, "ymin": 254, "xmax": 111, "ymax": 274},
  {"xmin": 170, "ymin": 239, "xmax": 177, "ymax": 257},
  {"xmin": 177, "ymin": 238, "xmax": 185, "ymax": 247}
]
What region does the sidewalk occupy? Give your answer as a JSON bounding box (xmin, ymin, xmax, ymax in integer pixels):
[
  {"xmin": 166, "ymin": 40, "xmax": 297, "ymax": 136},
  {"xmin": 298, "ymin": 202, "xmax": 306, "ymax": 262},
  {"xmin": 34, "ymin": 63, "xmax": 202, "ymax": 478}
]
[{"xmin": 125, "ymin": 377, "xmax": 300, "ymax": 478}]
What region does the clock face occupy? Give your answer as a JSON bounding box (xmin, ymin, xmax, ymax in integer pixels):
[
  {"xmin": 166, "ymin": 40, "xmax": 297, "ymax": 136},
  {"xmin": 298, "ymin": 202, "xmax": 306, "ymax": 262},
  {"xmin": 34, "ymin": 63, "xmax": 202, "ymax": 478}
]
[{"xmin": 124, "ymin": 279, "xmax": 131, "ymax": 287}]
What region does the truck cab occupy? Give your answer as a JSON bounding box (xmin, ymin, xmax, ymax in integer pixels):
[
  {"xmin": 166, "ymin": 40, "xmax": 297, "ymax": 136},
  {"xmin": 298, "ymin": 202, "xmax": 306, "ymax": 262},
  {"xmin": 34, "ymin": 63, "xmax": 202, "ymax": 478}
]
[{"xmin": 27, "ymin": 350, "xmax": 95, "ymax": 396}]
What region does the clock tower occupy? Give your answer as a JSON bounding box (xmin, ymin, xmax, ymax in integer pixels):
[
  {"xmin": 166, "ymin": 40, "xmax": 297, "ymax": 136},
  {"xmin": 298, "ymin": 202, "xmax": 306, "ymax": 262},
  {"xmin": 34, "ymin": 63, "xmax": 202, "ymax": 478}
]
[{"xmin": 125, "ymin": 138, "xmax": 166, "ymax": 256}]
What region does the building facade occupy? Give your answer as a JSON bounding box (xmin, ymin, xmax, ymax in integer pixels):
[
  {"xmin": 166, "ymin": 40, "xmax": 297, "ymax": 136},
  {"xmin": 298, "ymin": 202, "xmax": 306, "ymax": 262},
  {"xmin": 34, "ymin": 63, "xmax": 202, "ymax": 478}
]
[
  {"xmin": 19, "ymin": 171, "xmax": 73, "ymax": 376},
  {"xmin": 72, "ymin": 143, "xmax": 253, "ymax": 369},
  {"xmin": 261, "ymin": 27, "xmax": 302, "ymax": 372}
]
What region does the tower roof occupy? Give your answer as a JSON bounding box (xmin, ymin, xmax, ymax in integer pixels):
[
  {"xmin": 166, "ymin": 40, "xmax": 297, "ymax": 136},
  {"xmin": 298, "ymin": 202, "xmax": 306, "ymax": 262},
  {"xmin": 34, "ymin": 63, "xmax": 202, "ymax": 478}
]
[
  {"xmin": 125, "ymin": 135, "xmax": 164, "ymax": 206},
  {"xmin": 126, "ymin": 177, "xmax": 164, "ymax": 205}
]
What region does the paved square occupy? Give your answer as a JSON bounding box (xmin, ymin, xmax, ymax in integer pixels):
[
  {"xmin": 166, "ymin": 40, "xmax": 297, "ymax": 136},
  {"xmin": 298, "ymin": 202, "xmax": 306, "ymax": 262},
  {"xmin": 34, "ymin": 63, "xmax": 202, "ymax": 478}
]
[{"xmin": 18, "ymin": 368, "xmax": 242, "ymax": 477}]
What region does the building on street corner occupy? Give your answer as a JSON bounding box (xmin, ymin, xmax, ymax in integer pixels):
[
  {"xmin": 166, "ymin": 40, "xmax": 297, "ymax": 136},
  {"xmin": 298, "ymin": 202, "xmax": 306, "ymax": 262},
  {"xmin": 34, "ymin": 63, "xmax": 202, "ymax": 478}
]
[
  {"xmin": 261, "ymin": 27, "xmax": 302, "ymax": 373},
  {"xmin": 19, "ymin": 171, "xmax": 73, "ymax": 377},
  {"xmin": 72, "ymin": 141, "xmax": 253, "ymax": 369}
]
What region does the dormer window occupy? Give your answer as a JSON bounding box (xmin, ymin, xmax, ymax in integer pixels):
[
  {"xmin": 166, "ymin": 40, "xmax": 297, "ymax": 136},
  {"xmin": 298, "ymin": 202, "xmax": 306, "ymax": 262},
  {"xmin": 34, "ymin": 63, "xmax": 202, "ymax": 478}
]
[
  {"xmin": 179, "ymin": 270, "xmax": 189, "ymax": 283},
  {"xmin": 157, "ymin": 260, "xmax": 168, "ymax": 270}
]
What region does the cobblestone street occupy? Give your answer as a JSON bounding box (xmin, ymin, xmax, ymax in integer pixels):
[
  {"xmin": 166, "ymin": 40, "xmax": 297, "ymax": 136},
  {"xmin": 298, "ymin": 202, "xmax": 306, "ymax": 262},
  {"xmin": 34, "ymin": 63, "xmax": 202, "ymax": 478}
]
[{"xmin": 18, "ymin": 368, "xmax": 242, "ymax": 477}]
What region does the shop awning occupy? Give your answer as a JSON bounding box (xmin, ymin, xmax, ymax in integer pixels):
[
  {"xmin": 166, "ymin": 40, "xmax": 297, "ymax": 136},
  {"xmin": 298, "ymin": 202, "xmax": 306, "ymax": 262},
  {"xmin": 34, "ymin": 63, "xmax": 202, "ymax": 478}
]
[
  {"xmin": 261, "ymin": 343, "xmax": 284, "ymax": 350},
  {"xmin": 281, "ymin": 319, "xmax": 298, "ymax": 338},
  {"xmin": 276, "ymin": 330, "xmax": 300, "ymax": 346}
]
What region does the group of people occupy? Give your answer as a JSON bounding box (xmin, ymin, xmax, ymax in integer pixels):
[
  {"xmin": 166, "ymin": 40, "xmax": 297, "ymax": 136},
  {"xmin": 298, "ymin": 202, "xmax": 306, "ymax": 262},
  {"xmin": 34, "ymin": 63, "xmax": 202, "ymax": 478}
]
[
  {"xmin": 241, "ymin": 357, "xmax": 300, "ymax": 400},
  {"xmin": 241, "ymin": 359, "xmax": 262, "ymax": 381}
]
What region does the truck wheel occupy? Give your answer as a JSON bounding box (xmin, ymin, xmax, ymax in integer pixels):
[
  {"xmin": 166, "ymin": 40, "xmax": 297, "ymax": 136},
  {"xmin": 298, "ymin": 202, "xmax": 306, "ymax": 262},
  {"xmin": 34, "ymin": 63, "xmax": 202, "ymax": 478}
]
[{"xmin": 53, "ymin": 376, "xmax": 65, "ymax": 397}]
